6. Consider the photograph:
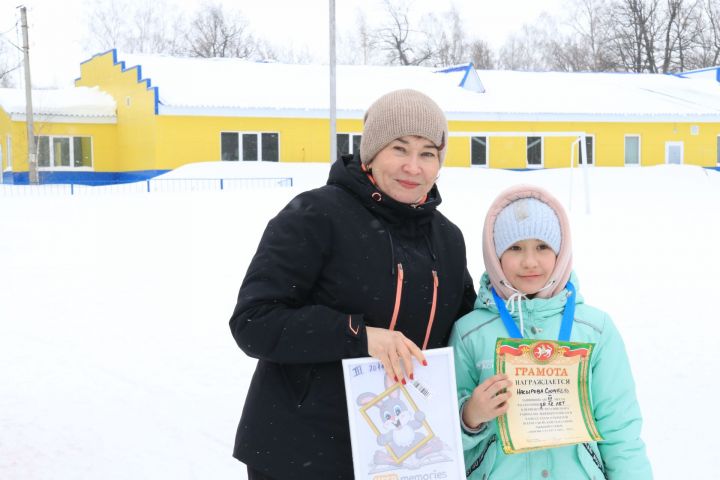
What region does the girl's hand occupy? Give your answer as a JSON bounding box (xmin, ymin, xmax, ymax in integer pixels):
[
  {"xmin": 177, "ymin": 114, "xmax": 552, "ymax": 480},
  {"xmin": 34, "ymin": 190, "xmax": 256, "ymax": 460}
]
[
  {"xmin": 366, "ymin": 326, "xmax": 426, "ymax": 384},
  {"xmin": 463, "ymin": 374, "xmax": 513, "ymax": 428}
]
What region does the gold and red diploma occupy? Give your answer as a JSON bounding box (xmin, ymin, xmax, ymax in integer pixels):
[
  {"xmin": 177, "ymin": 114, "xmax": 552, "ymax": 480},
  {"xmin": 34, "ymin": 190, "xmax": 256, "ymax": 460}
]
[{"xmin": 494, "ymin": 338, "xmax": 603, "ymax": 454}]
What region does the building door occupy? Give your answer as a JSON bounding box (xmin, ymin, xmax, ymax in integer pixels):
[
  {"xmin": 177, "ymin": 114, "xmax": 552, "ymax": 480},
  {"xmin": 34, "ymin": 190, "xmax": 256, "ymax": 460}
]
[{"xmin": 665, "ymin": 142, "xmax": 683, "ymax": 165}]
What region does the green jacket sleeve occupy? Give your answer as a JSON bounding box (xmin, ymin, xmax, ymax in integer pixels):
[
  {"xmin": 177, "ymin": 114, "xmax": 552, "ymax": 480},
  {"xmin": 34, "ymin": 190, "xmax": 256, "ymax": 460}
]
[
  {"xmin": 450, "ymin": 321, "xmax": 494, "ymax": 455},
  {"xmin": 591, "ymin": 315, "xmax": 653, "ymax": 479}
]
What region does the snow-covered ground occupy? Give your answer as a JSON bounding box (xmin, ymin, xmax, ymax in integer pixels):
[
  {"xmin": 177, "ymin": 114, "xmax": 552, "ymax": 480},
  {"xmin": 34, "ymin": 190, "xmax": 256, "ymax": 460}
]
[{"xmin": 1, "ymin": 162, "xmax": 718, "ymax": 479}]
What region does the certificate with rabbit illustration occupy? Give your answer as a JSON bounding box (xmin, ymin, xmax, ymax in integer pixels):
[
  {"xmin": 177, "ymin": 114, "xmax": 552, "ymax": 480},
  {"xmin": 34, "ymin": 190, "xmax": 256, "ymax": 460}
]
[{"xmin": 342, "ymin": 347, "xmax": 465, "ymax": 479}]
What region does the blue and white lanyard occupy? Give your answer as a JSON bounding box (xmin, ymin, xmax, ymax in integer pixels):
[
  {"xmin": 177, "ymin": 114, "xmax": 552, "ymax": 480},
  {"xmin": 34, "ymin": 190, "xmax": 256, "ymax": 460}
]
[{"xmin": 490, "ymin": 282, "xmax": 576, "ymax": 341}]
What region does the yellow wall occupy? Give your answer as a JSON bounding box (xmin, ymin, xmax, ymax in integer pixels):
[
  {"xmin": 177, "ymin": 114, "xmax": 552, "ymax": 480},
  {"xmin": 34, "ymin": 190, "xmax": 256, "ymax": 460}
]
[
  {"xmin": 153, "ymin": 116, "xmax": 369, "ymax": 168},
  {"xmin": 0, "ymin": 108, "xmax": 12, "ymax": 172},
  {"xmin": 33, "ymin": 120, "xmax": 117, "ymax": 172},
  {"xmin": 155, "ymin": 116, "xmax": 345, "ymax": 167},
  {"xmin": 76, "ymin": 51, "xmax": 157, "ymax": 171},
  {"xmin": 0, "ymin": 113, "xmax": 117, "ymax": 173},
  {"xmin": 447, "ymin": 120, "xmax": 720, "ymax": 168}
]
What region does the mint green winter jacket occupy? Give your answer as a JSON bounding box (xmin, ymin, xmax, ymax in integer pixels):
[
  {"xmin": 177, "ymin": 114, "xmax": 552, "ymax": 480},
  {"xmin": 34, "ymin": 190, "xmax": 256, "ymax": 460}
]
[{"xmin": 449, "ymin": 272, "xmax": 652, "ymax": 480}]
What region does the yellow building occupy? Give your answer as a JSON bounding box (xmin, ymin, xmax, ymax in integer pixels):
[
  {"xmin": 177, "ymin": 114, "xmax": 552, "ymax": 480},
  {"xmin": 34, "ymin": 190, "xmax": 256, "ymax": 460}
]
[
  {"xmin": 2, "ymin": 50, "xmax": 719, "ymax": 184},
  {"xmin": 0, "ymin": 86, "xmax": 116, "ymax": 184}
]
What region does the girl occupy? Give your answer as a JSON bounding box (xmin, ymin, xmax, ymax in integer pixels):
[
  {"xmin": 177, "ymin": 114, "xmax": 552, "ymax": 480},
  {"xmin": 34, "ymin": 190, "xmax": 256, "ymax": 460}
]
[{"xmin": 449, "ymin": 184, "xmax": 652, "ymax": 479}]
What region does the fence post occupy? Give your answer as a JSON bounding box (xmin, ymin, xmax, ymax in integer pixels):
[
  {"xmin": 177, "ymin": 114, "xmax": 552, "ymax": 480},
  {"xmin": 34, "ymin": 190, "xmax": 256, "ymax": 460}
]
[
  {"xmin": 220, "ymin": 178, "xmax": 224, "ymax": 190},
  {"xmin": 71, "ymin": 183, "xmax": 74, "ymax": 195},
  {"xmin": 147, "ymin": 180, "xmax": 150, "ymax": 193}
]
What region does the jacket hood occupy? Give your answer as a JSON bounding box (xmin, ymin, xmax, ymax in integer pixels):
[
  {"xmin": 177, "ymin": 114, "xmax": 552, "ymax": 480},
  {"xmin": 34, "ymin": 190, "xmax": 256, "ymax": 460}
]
[
  {"xmin": 327, "ymin": 152, "xmax": 442, "ymax": 225},
  {"xmin": 482, "ymin": 184, "xmax": 573, "ymax": 300}
]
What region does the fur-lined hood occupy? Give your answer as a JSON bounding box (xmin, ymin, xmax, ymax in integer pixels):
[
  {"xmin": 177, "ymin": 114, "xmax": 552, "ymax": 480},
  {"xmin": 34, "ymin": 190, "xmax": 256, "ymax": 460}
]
[{"xmin": 482, "ymin": 184, "xmax": 573, "ymax": 300}]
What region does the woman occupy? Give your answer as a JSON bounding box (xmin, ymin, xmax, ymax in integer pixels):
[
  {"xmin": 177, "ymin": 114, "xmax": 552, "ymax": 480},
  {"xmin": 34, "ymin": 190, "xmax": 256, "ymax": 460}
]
[{"xmin": 229, "ymin": 89, "xmax": 476, "ymax": 479}]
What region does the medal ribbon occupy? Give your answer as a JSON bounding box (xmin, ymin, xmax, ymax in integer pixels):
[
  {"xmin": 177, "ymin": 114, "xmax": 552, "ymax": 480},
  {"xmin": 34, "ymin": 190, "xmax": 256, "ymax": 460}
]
[{"xmin": 490, "ymin": 282, "xmax": 576, "ymax": 341}]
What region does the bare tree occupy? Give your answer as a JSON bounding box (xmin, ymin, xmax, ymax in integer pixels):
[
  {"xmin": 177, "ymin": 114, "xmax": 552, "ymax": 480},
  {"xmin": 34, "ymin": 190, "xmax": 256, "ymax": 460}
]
[
  {"xmin": 605, "ymin": 0, "xmax": 655, "ymax": 72},
  {"xmin": 0, "ymin": 35, "xmax": 20, "ymax": 87},
  {"xmin": 423, "ymin": 7, "xmax": 470, "ymax": 67},
  {"xmin": 85, "ymin": 0, "xmax": 127, "ymax": 52},
  {"xmin": 376, "ymin": 0, "xmax": 433, "ymax": 66},
  {"xmin": 85, "ymin": 0, "xmax": 184, "ymax": 54},
  {"xmin": 693, "ymin": 0, "xmax": 720, "ymax": 66},
  {"xmin": 357, "ymin": 11, "xmax": 380, "ymax": 65},
  {"xmin": 667, "ymin": 0, "xmax": 704, "ymax": 71},
  {"xmin": 128, "ymin": 1, "xmax": 186, "ymax": 54},
  {"xmin": 498, "ymin": 20, "xmax": 553, "ymax": 71},
  {"xmin": 338, "ymin": 10, "xmax": 381, "ymax": 65},
  {"xmin": 563, "ymin": 0, "xmax": 616, "ymax": 70},
  {"xmin": 468, "ymin": 39, "xmax": 495, "ymax": 69},
  {"xmin": 603, "ymin": 0, "xmax": 701, "ymax": 73},
  {"xmin": 183, "ymin": 2, "xmax": 256, "ymax": 58},
  {"xmin": 602, "ymin": 0, "xmax": 711, "ymax": 72},
  {"xmin": 253, "ymin": 39, "xmax": 280, "ymax": 62}
]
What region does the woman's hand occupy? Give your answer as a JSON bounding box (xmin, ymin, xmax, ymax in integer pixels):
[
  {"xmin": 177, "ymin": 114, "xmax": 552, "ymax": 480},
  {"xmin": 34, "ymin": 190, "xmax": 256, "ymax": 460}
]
[
  {"xmin": 462, "ymin": 374, "xmax": 513, "ymax": 428},
  {"xmin": 366, "ymin": 326, "xmax": 426, "ymax": 384}
]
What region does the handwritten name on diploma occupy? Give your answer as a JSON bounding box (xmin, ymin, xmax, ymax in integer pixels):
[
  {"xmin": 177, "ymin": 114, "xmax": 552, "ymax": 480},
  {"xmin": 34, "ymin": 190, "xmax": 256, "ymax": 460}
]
[{"xmin": 513, "ymin": 368, "xmax": 572, "ymax": 408}]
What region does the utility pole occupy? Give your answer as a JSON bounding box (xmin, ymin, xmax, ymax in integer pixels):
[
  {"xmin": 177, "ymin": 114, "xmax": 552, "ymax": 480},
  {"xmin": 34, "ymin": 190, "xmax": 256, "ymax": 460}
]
[
  {"xmin": 19, "ymin": 5, "xmax": 38, "ymax": 185},
  {"xmin": 329, "ymin": 0, "xmax": 337, "ymax": 164}
]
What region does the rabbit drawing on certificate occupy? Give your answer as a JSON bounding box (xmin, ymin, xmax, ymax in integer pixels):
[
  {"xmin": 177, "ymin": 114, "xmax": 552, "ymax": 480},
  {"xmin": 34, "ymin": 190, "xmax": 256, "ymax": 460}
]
[{"xmin": 356, "ymin": 376, "xmax": 443, "ymax": 468}]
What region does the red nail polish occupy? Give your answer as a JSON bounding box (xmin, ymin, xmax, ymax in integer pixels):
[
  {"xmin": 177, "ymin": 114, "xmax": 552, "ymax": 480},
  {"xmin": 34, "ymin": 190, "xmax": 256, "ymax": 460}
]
[
  {"xmin": 401, "ymin": 378, "xmax": 406, "ymax": 385},
  {"xmin": 409, "ymin": 373, "xmax": 414, "ymax": 380},
  {"xmin": 394, "ymin": 376, "xmax": 398, "ymax": 383},
  {"xmin": 422, "ymin": 360, "xmax": 428, "ymax": 366}
]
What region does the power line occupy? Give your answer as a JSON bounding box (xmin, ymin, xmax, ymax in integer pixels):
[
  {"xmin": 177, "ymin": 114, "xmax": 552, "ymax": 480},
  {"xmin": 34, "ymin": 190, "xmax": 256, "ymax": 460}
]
[
  {"xmin": 1, "ymin": 21, "xmax": 18, "ymax": 36},
  {"xmin": 0, "ymin": 20, "xmax": 21, "ymax": 51}
]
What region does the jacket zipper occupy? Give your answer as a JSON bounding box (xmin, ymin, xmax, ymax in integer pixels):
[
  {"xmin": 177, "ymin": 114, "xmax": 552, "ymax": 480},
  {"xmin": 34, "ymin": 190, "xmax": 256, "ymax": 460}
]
[
  {"xmin": 422, "ymin": 270, "xmax": 439, "ymax": 350},
  {"xmin": 388, "ymin": 263, "xmax": 404, "ymax": 332},
  {"xmin": 388, "ymin": 265, "xmax": 439, "ymax": 351}
]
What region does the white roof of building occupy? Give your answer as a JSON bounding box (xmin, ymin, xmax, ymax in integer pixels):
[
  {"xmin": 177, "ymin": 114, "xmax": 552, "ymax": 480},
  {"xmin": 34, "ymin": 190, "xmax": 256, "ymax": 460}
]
[
  {"xmin": 0, "ymin": 86, "xmax": 116, "ymax": 122},
  {"xmin": 111, "ymin": 52, "xmax": 720, "ymax": 122}
]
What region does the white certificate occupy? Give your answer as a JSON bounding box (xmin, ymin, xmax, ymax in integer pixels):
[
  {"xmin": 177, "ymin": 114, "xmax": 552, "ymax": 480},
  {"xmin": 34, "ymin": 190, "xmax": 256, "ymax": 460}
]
[{"xmin": 342, "ymin": 347, "xmax": 466, "ymax": 479}]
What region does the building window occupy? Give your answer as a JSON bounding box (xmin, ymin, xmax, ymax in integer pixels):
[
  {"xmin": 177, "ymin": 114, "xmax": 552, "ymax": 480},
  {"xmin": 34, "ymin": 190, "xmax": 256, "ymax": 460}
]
[
  {"xmin": 337, "ymin": 133, "xmax": 362, "ymax": 159},
  {"xmin": 36, "ymin": 135, "xmax": 92, "ymax": 168},
  {"xmin": 471, "ymin": 136, "xmax": 487, "ymax": 166},
  {"xmin": 527, "ymin": 136, "xmax": 543, "ymax": 167},
  {"xmin": 578, "ymin": 136, "xmax": 594, "ymax": 165},
  {"xmin": 261, "ymin": 133, "xmax": 279, "ymax": 162},
  {"xmin": 221, "ymin": 132, "xmax": 279, "ymax": 162},
  {"xmin": 624, "ymin": 135, "xmax": 640, "ymax": 166},
  {"xmin": 665, "ymin": 141, "xmax": 683, "ymax": 164}
]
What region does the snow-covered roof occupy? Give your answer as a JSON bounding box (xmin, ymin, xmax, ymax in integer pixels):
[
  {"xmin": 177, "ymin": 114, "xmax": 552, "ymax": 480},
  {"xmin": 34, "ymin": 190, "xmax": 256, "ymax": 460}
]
[
  {"xmin": 471, "ymin": 69, "xmax": 720, "ymax": 121},
  {"xmin": 109, "ymin": 52, "xmax": 720, "ymax": 122},
  {"xmin": 113, "ymin": 52, "xmax": 475, "ymax": 118},
  {"xmin": 676, "ymin": 66, "xmax": 720, "ymax": 83},
  {"xmin": 0, "ymin": 86, "xmax": 116, "ymax": 122}
]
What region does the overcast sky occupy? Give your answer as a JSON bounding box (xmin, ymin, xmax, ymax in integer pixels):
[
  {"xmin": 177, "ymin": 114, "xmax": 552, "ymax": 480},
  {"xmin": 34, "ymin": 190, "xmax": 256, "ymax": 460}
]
[{"xmin": 0, "ymin": 0, "xmax": 565, "ymax": 88}]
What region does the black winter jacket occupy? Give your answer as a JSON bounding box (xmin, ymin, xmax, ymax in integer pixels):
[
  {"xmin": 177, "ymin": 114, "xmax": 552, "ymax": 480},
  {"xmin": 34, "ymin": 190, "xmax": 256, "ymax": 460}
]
[{"xmin": 230, "ymin": 154, "xmax": 476, "ymax": 479}]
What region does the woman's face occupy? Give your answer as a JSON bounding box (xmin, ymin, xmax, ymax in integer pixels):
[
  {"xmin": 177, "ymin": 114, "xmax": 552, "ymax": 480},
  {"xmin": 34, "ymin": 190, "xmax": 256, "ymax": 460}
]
[{"xmin": 369, "ymin": 136, "xmax": 441, "ymax": 204}]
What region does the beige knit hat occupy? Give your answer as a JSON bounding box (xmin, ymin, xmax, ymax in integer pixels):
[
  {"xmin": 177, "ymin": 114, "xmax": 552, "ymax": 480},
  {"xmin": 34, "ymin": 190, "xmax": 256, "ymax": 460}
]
[{"xmin": 360, "ymin": 89, "xmax": 448, "ymax": 165}]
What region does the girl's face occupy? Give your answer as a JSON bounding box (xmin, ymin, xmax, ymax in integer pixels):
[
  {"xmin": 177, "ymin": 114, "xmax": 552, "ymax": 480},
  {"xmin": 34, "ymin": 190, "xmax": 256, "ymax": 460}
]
[
  {"xmin": 369, "ymin": 136, "xmax": 441, "ymax": 204},
  {"xmin": 500, "ymin": 239, "xmax": 557, "ymax": 296}
]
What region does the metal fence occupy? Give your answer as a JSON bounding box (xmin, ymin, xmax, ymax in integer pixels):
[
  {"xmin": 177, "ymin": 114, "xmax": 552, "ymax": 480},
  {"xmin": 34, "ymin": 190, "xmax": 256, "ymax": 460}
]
[{"xmin": 0, "ymin": 177, "xmax": 294, "ymax": 197}]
